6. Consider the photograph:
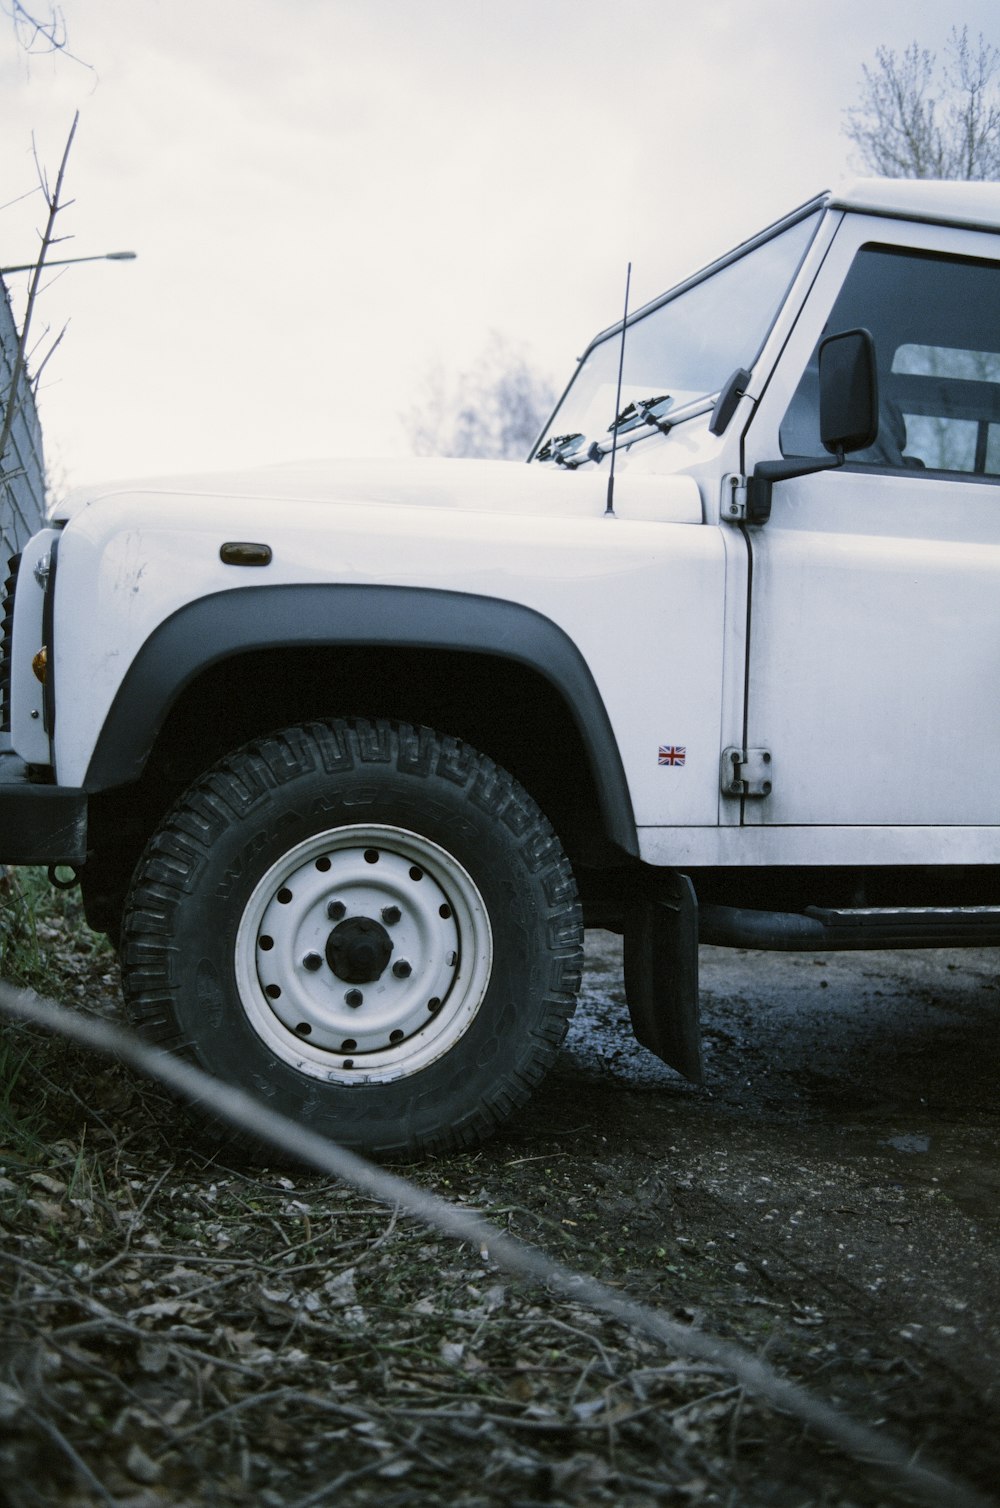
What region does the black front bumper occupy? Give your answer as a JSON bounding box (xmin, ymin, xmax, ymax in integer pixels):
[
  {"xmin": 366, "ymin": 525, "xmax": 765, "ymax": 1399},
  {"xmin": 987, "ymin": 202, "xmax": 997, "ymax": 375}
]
[{"xmin": 0, "ymin": 748, "xmax": 87, "ymax": 864}]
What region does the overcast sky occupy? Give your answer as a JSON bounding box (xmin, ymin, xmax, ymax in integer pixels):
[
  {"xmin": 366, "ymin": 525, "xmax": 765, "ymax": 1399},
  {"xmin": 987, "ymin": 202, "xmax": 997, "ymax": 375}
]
[{"xmin": 0, "ymin": 0, "xmax": 997, "ymax": 491}]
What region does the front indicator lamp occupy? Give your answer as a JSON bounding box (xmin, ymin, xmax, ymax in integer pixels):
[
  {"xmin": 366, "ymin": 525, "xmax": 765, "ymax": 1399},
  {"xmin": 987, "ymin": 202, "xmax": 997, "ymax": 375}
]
[
  {"xmin": 32, "ymin": 646, "xmax": 48, "ymax": 684},
  {"xmin": 220, "ymin": 541, "xmax": 272, "ymax": 567}
]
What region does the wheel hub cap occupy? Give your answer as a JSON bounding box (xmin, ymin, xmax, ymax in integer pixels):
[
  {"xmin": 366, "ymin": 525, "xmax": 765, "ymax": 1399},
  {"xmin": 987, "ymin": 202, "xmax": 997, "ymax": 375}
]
[
  {"xmin": 325, "ymin": 916, "xmax": 393, "ymax": 983},
  {"xmin": 234, "ymin": 824, "xmax": 493, "ymax": 1085}
]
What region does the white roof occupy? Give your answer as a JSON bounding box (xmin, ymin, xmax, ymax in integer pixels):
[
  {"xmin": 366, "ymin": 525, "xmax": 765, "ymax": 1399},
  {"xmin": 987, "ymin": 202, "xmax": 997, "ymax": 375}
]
[{"xmin": 829, "ymin": 177, "xmax": 1000, "ymax": 234}]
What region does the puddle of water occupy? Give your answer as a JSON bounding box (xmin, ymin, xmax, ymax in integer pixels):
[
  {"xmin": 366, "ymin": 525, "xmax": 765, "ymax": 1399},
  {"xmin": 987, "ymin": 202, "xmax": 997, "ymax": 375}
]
[{"xmin": 884, "ymin": 1134, "xmax": 931, "ymax": 1153}]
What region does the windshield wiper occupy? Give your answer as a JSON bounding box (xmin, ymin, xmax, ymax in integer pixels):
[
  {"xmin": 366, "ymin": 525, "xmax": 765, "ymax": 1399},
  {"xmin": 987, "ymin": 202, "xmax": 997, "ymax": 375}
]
[
  {"xmin": 542, "ymin": 436, "xmax": 607, "ymax": 469},
  {"xmin": 535, "ymin": 431, "xmax": 585, "ymax": 463},
  {"xmin": 537, "ymin": 392, "xmax": 680, "ymax": 468},
  {"xmin": 608, "ymin": 393, "xmax": 674, "ymax": 436},
  {"xmin": 559, "ymin": 439, "xmax": 605, "ymax": 469}
]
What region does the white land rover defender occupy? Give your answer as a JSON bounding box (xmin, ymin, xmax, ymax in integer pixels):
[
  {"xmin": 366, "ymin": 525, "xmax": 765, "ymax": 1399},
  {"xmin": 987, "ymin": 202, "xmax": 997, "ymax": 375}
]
[{"xmin": 2, "ymin": 178, "xmax": 999, "ymax": 1156}]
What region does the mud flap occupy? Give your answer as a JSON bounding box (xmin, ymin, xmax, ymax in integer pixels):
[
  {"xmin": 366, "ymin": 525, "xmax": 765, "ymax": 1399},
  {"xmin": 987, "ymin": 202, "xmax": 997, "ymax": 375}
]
[{"xmin": 623, "ymin": 870, "xmax": 703, "ymax": 1084}]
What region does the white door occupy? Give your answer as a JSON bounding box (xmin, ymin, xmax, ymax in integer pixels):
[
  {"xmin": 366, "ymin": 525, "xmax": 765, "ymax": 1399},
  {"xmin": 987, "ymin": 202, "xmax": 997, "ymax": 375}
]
[{"xmin": 741, "ymin": 215, "xmax": 1000, "ymax": 828}]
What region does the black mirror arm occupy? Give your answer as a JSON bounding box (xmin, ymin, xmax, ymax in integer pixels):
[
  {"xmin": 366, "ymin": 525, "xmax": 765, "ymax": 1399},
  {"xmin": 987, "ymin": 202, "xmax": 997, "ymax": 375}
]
[{"xmin": 746, "ymin": 451, "xmax": 845, "ymax": 525}]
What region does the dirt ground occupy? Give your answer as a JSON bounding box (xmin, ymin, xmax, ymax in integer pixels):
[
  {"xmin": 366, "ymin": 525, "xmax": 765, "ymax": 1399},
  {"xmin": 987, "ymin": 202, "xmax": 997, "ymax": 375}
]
[
  {"xmin": 546, "ymin": 934, "xmax": 1000, "ymax": 1498},
  {"xmin": 1, "ymin": 924, "xmax": 998, "ymax": 1507}
]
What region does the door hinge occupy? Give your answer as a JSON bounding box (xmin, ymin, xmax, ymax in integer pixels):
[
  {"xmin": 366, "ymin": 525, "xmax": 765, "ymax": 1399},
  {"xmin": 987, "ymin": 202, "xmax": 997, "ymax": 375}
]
[
  {"xmin": 721, "ymin": 747, "xmax": 773, "ymax": 798},
  {"xmin": 721, "ymin": 474, "xmax": 747, "ymax": 523}
]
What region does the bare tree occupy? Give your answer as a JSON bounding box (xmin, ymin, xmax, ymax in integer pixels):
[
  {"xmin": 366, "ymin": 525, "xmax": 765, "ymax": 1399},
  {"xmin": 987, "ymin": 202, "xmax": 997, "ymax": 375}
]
[
  {"xmin": 844, "ymin": 26, "xmax": 1000, "ymax": 180},
  {"xmin": 403, "ymin": 332, "xmax": 557, "ymax": 462},
  {"xmin": 2, "ymin": 2, "xmax": 71, "ymax": 58},
  {"xmin": 1, "ymin": 114, "xmax": 77, "ymax": 551}
]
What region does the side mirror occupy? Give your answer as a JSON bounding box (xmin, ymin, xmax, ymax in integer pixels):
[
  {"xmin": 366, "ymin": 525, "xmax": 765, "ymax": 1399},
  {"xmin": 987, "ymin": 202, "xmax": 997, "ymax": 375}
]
[
  {"xmin": 819, "ymin": 328, "xmax": 878, "ymax": 455},
  {"xmin": 745, "ymin": 326, "xmax": 880, "ymax": 525}
]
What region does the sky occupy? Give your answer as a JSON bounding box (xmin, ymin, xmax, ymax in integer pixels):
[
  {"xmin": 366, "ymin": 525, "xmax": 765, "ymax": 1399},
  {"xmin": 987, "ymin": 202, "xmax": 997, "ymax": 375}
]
[{"xmin": 0, "ymin": 0, "xmax": 997, "ymax": 492}]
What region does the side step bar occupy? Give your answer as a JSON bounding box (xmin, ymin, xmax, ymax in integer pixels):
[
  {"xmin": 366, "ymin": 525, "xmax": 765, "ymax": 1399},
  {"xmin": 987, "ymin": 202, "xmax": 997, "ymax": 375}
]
[{"xmin": 699, "ymin": 904, "xmax": 1000, "ymax": 952}]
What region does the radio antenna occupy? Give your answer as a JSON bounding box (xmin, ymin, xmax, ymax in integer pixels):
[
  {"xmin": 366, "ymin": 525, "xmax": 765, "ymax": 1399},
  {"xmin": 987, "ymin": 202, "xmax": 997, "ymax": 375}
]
[{"xmin": 605, "ymin": 260, "xmax": 631, "ymax": 516}]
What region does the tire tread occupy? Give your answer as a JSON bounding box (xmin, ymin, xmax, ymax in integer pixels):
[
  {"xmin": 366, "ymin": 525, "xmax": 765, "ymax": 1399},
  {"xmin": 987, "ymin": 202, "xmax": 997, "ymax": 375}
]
[{"xmin": 121, "ymin": 718, "xmax": 582, "ymax": 1160}]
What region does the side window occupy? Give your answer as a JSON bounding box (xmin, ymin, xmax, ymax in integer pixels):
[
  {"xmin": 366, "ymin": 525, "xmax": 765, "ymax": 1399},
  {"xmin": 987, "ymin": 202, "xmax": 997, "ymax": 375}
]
[{"xmin": 780, "ymin": 245, "xmax": 1000, "ymax": 476}]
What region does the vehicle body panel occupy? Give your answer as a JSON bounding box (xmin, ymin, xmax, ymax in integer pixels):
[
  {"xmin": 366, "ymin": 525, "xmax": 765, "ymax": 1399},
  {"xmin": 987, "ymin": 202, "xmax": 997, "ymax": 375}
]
[
  {"xmin": 42, "ymin": 463, "xmax": 729, "ymax": 835},
  {"xmin": 740, "ymin": 211, "xmax": 1000, "ymax": 833}
]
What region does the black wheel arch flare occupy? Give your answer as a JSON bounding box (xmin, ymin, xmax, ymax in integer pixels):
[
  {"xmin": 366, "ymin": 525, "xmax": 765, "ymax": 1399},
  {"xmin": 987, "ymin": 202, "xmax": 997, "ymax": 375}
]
[{"xmin": 84, "ymin": 584, "xmax": 638, "ymax": 857}]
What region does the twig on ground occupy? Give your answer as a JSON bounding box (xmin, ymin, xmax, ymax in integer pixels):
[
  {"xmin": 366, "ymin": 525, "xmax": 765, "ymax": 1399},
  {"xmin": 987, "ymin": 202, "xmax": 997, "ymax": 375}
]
[
  {"xmin": 22, "ymin": 1404, "xmax": 119, "ymax": 1506},
  {"xmin": 287, "ymin": 1450, "xmax": 412, "ymax": 1508}
]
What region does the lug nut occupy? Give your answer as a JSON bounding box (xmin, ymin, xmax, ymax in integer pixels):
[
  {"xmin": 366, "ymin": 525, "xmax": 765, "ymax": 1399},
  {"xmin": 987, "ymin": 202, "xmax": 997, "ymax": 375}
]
[
  {"xmin": 345, "ymin": 989, "xmax": 364, "ymax": 1007},
  {"xmin": 381, "ymin": 905, "xmax": 402, "ymax": 925},
  {"xmin": 327, "ymin": 900, "xmax": 346, "ymax": 921},
  {"xmin": 392, "ymin": 960, "xmax": 412, "ymax": 979},
  {"xmin": 302, "ymin": 952, "xmax": 323, "ymax": 972}
]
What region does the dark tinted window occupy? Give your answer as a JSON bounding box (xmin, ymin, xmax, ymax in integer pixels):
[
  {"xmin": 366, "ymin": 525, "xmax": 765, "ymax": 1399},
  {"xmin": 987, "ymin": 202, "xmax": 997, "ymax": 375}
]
[{"xmin": 781, "ymin": 246, "xmax": 1000, "ymax": 475}]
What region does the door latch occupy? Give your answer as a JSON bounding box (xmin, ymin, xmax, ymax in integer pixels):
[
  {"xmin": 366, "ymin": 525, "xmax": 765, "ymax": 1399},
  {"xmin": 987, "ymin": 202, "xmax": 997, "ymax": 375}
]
[{"xmin": 721, "ymin": 747, "xmax": 773, "ymax": 798}]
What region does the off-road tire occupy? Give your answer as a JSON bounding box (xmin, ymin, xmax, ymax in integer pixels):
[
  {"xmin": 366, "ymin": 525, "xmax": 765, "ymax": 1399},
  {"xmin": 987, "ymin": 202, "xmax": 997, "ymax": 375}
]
[{"xmin": 120, "ymin": 719, "xmax": 583, "ymax": 1158}]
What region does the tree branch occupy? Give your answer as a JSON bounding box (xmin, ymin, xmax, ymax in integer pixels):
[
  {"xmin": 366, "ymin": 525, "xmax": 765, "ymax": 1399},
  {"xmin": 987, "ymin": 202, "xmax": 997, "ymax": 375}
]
[
  {"xmin": 844, "ymin": 29, "xmax": 1000, "ymax": 181},
  {"xmin": 2, "ymin": 2, "xmax": 92, "ymax": 69},
  {"xmin": 0, "ymin": 112, "xmax": 78, "ymax": 487}
]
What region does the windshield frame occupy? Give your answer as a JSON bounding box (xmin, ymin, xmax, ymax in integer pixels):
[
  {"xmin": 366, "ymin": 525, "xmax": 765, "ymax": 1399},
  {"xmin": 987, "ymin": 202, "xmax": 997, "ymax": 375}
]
[{"xmin": 528, "ymin": 194, "xmax": 828, "ymax": 464}]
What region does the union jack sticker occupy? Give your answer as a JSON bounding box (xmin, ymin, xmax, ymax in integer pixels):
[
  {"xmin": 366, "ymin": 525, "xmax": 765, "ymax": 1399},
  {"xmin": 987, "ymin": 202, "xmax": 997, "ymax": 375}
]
[{"xmin": 659, "ymin": 745, "xmax": 686, "ymax": 767}]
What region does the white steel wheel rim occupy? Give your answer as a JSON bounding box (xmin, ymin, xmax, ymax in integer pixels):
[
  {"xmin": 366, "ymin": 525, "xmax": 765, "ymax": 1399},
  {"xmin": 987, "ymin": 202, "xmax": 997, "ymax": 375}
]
[{"xmin": 234, "ymin": 824, "xmax": 494, "ymax": 1084}]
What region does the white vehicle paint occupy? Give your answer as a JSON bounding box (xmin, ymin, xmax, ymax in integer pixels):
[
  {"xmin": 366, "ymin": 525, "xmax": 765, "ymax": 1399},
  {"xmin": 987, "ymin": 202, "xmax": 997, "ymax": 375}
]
[{"xmin": 43, "ymin": 465, "xmax": 722, "ymax": 828}]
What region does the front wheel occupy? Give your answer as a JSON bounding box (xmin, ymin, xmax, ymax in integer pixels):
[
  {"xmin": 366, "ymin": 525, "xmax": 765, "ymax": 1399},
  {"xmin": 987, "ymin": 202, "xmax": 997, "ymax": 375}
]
[{"xmin": 121, "ymin": 719, "xmax": 583, "ymax": 1158}]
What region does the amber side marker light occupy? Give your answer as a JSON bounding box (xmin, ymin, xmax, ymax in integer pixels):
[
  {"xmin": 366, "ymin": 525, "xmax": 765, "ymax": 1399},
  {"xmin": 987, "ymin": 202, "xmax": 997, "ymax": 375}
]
[
  {"xmin": 220, "ymin": 541, "xmax": 272, "ymax": 567},
  {"xmin": 32, "ymin": 646, "xmax": 48, "ymax": 683}
]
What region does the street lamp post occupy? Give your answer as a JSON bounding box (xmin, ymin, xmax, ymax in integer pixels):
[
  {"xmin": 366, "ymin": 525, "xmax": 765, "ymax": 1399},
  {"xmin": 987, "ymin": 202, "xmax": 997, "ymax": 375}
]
[{"xmin": 0, "ymin": 251, "xmax": 136, "ymax": 276}]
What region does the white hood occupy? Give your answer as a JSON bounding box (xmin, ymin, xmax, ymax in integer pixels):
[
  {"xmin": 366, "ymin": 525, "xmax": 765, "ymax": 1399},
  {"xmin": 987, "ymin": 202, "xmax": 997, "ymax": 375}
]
[{"xmin": 52, "ymin": 454, "xmax": 703, "ymax": 527}]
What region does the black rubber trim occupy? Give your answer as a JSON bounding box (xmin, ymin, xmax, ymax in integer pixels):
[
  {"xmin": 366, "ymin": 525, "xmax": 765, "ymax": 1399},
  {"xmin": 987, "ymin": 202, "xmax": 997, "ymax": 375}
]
[
  {"xmin": 41, "ymin": 533, "xmax": 59, "ymax": 751},
  {"xmin": 1, "ymin": 553, "xmax": 21, "ymax": 734},
  {"xmin": 0, "ymin": 749, "xmax": 87, "ymax": 864},
  {"xmin": 624, "ymin": 870, "xmax": 703, "ymax": 1083},
  {"xmin": 84, "ymin": 585, "xmax": 638, "ymax": 856}
]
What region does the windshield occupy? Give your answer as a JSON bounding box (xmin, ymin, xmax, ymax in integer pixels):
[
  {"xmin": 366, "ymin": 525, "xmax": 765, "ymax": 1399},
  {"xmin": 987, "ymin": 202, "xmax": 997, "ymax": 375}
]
[{"xmin": 532, "ymin": 208, "xmax": 822, "ymax": 463}]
